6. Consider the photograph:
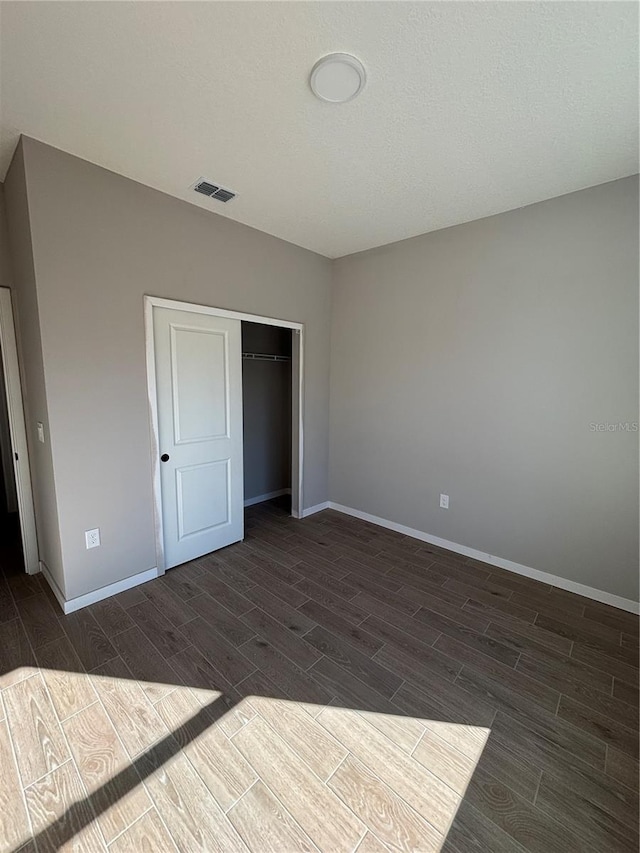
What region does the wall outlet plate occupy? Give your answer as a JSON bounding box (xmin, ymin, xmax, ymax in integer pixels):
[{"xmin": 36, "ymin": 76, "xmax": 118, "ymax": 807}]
[
  {"xmin": 439, "ymin": 494, "xmax": 449, "ymax": 509},
  {"xmin": 85, "ymin": 528, "xmax": 100, "ymax": 549},
  {"xmin": 37, "ymin": 422, "xmax": 45, "ymax": 443}
]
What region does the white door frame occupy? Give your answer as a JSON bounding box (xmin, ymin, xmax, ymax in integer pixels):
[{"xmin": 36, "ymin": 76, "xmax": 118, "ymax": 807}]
[
  {"xmin": 0, "ymin": 288, "xmax": 39, "ymax": 573},
  {"xmin": 144, "ymin": 295, "xmax": 305, "ymax": 574}
]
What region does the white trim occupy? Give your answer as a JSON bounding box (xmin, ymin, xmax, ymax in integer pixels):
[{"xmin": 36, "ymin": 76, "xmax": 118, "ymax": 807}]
[
  {"xmin": 298, "ymin": 501, "xmax": 330, "ymax": 519},
  {"xmin": 41, "ymin": 559, "xmax": 158, "ymax": 615},
  {"xmin": 144, "ymin": 296, "xmax": 304, "ymax": 331},
  {"xmin": 144, "ymin": 295, "xmax": 305, "ymax": 575},
  {"xmin": 244, "ymin": 488, "xmax": 291, "ymax": 508},
  {"xmin": 327, "ymin": 502, "xmax": 640, "ymax": 615},
  {"xmin": 0, "ymin": 288, "xmax": 39, "ymax": 573},
  {"xmin": 39, "ymin": 561, "xmax": 66, "ymax": 610}
]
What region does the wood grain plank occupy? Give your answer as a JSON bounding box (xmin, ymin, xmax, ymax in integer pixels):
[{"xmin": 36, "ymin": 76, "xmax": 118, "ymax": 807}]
[
  {"xmin": 16, "ymin": 594, "xmax": 64, "ymax": 649},
  {"xmin": 90, "ymin": 657, "xmax": 167, "ymax": 758},
  {"xmin": 304, "ymin": 625, "xmax": 402, "ymax": 698},
  {"xmin": 490, "ymin": 709, "xmax": 606, "ymax": 776},
  {"xmin": 188, "ymin": 593, "xmax": 256, "ymax": 646},
  {"xmin": 612, "ymin": 677, "xmax": 638, "ymax": 707},
  {"xmin": 60, "ymin": 608, "xmax": 117, "ymax": 671},
  {"xmin": 0, "ymin": 574, "xmax": 18, "ymax": 623},
  {"xmin": 357, "ymin": 708, "xmax": 425, "ymax": 754},
  {"xmin": 362, "ymin": 611, "xmax": 443, "ymax": 660},
  {"xmin": 228, "ymin": 780, "xmax": 319, "ymax": 852},
  {"xmin": 436, "ymin": 634, "xmax": 560, "ymax": 712},
  {"xmin": 478, "ymin": 737, "xmax": 541, "ymax": 804},
  {"xmin": 328, "ymin": 754, "xmax": 442, "ymax": 852},
  {"xmin": 35, "ymin": 636, "xmax": 98, "ymax": 721},
  {"xmin": 62, "ymin": 701, "xmax": 151, "ymax": 843},
  {"xmin": 243, "ymin": 584, "xmax": 317, "ymax": 635},
  {"xmin": 194, "ymin": 571, "xmax": 255, "ymax": 616},
  {"xmin": 536, "ymin": 771, "xmax": 638, "ymax": 853},
  {"xmin": 318, "ymin": 705, "xmax": 460, "ymax": 834},
  {"xmin": 0, "ymin": 718, "xmax": 31, "ymax": 850},
  {"xmin": 127, "ymin": 600, "xmax": 189, "ymax": 659},
  {"xmin": 606, "ymin": 746, "xmax": 639, "ymax": 793},
  {"xmin": 296, "ymin": 577, "xmax": 368, "ymax": 625},
  {"xmin": 243, "ymin": 565, "xmax": 309, "ymax": 609},
  {"xmin": 4, "ymin": 673, "xmax": 70, "ymax": 787},
  {"xmin": 241, "ymin": 607, "xmax": 321, "ymax": 670},
  {"xmin": 484, "ymin": 618, "xmax": 572, "ymax": 658},
  {"xmin": 557, "ymin": 695, "xmax": 638, "ymax": 759},
  {"xmin": 309, "ymin": 655, "xmax": 399, "ymax": 716},
  {"xmin": 464, "ymin": 766, "xmax": 585, "ymax": 853},
  {"xmin": 512, "ymin": 643, "xmax": 613, "ymax": 693},
  {"xmin": 571, "ymin": 643, "xmax": 639, "ymax": 689},
  {"xmin": 583, "ymin": 605, "xmax": 639, "ymax": 637},
  {"xmin": 517, "ymin": 653, "xmax": 636, "ymax": 727},
  {"xmin": 299, "ymin": 600, "xmax": 382, "ymax": 657},
  {"xmin": 180, "ymin": 616, "xmax": 256, "ymax": 686},
  {"xmin": 443, "ymin": 799, "xmax": 529, "ymax": 853},
  {"xmin": 536, "ymin": 614, "xmax": 631, "ymax": 662},
  {"xmin": 0, "ymin": 616, "xmax": 37, "ymax": 688},
  {"xmin": 135, "ymin": 737, "xmax": 248, "ymax": 852},
  {"xmin": 415, "ymin": 608, "xmax": 519, "ymax": 666},
  {"xmin": 412, "ymin": 728, "xmax": 477, "ymax": 795},
  {"xmin": 232, "ymin": 716, "xmax": 364, "ymax": 852},
  {"xmin": 87, "ymin": 598, "xmax": 134, "ymax": 636},
  {"xmin": 167, "ymin": 645, "xmax": 233, "ymax": 698},
  {"xmin": 239, "ymin": 636, "xmax": 331, "ymax": 706},
  {"xmin": 110, "ymin": 625, "xmax": 182, "ymax": 703},
  {"xmin": 109, "ymin": 808, "xmax": 178, "ymax": 853},
  {"xmin": 154, "ymin": 688, "xmax": 257, "ymax": 811},
  {"xmin": 293, "ymin": 560, "xmax": 358, "ymax": 596},
  {"xmin": 25, "ymin": 761, "xmax": 106, "ymax": 852},
  {"xmin": 377, "ymin": 644, "xmax": 495, "ymax": 727},
  {"xmin": 250, "ymin": 694, "xmax": 347, "ymax": 781},
  {"xmin": 142, "ymin": 580, "xmax": 197, "ymax": 627}
]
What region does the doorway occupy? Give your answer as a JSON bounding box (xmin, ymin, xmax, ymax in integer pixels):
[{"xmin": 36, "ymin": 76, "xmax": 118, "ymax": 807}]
[
  {"xmin": 144, "ymin": 296, "xmax": 304, "ymax": 574},
  {"xmin": 0, "ymin": 287, "xmax": 38, "ymax": 574}
]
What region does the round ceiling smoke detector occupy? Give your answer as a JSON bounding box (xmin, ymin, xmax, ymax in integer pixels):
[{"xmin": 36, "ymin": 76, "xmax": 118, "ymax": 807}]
[{"xmin": 310, "ymin": 53, "xmax": 366, "ymax": 103}]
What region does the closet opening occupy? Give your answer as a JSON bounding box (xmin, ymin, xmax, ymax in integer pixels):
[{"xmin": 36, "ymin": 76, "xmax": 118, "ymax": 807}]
[{"xmin": 241, "ymin": 321, "xmax": 293, "ymax": 514}]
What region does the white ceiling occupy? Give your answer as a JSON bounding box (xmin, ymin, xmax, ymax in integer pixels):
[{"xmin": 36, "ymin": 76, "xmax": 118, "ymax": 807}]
[{"xmin": 0, "ymin": 2, "xmax": 637, "ymax": 258}]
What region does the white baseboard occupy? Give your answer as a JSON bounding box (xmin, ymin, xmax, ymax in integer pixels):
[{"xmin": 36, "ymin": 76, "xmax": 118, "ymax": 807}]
[
  {"xmin": 41, "ymin": 561, "xmax": 159, "ymax": 615},
  {"xmin": 327, "ymin": 503, "xmax": 639, "ymax": 615},
  {"xmin": 299, "ymin": 501, "xmax": 330, "ymax": 518},
  {"xmin": 39, "ymin": 561, "xmax": 67, "ymax": 611},
  {"xmin": 244, "ymin": 488, "xmax": 291, "ymax": 508}
]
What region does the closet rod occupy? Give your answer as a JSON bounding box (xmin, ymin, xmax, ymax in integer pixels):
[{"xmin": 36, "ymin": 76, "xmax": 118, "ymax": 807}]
[{"xmin": 242, "ymin": 352, "xmax": 291, "ymax": 363}]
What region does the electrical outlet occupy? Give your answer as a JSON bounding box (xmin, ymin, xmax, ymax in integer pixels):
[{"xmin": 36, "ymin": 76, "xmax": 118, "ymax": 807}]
[
  {"xmin": 439, "ymin": 494, "xmax": 449, "ymax": 509},
  {"xmin": 85, "ymin": 528, "xmax": 100, "ymax": 549},
  {"xmin": 37, "ymin": 422, "xmax": 45, "ymax": 443}
]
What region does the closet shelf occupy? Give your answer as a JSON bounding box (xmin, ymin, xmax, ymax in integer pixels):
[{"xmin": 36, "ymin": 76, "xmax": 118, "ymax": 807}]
[{"xmin": 242, "ymin": 352, "xmax": 291, "ymax": 363}]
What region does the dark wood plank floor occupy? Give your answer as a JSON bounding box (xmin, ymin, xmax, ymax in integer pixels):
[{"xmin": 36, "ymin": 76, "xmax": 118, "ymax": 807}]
[{"xmin": 0, "ymin": 498, "xmax": 638, "ymax": 852}]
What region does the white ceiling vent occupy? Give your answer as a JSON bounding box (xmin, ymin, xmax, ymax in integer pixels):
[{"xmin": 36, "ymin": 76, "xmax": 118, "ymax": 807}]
[{"xmin": 192, "ymin": 177, "xmax": 237, "ymax": 203}]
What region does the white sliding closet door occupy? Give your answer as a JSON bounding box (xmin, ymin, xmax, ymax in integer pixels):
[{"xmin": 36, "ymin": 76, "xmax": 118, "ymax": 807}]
[{"xmin": 153, "ymin": 306, "xmax": 243, "ymax": 568}]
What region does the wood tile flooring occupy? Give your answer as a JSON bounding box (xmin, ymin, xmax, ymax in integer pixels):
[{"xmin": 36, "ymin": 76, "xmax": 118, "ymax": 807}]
[{"xmin": 0, "ymin": 499, "xmax": 638, "ymax": 852}]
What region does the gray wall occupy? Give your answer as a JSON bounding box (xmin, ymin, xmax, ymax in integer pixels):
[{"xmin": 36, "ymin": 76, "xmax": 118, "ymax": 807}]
[
  {"xmin": 330, "ymin": 177, "xmax": 639, "ymax": 601},
  {"xmin": 242, "ymin": 322, "xmax": 292, "ymax": 502},
  {"xmin": 2, "ymin": 161, "xmax": 66, "ymax": 593},
  {"xmin": 7, "ymin": 137, "xmax": 331, "ymax": 600}
]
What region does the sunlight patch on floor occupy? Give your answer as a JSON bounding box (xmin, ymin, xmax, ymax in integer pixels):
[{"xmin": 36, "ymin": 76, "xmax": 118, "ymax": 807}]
[{"xmin": 4, "ymin": 670, "xmax": 490, "ymax": 852}]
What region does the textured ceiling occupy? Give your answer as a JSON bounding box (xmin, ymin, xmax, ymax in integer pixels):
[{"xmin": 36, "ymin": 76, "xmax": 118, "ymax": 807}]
[{"xmin": 0, "ymin": 2, "xmax": 637, "ymax": 258}]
